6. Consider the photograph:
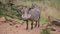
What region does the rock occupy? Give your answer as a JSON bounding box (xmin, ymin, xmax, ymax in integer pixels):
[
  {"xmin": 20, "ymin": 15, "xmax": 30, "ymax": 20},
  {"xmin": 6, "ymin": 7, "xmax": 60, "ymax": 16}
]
[
  {"xmin": 20, "ymin": 21, "xmax": 24, "ymax": 25},
  {"xmin": 51, "ymin": 28, "xmax": 56, "ymax": 31},
  {"xmin": 58, "ymin": 31, "xmax": 60, "ymax": 32},
  {"xmin": 15, "ymin": 26, "xmax": 18, "ymax": 28},
  {"xmin": 9, "ymin": 23, "xmax": 13, "ymax": 26},
  {"xmin": 48, "ymin": 16, "xmax": 60, "ymax": 26},
  {"xmin": 41, "ymin": 22, "xmax": 49, "ymax": 29},
  {"xmin": 52, "ymin": 21, "xmax": 60, "ymax": 26},
  {"xmin": 0, "ymin": 16, "xmax": 6, "ymax": 22}
]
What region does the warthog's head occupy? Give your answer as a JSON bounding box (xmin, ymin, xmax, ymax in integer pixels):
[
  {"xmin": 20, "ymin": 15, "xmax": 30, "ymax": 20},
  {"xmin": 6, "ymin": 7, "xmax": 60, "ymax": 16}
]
[{"xmin": 21, "ymin": 6, "xmax": 31, "ymax": 20}]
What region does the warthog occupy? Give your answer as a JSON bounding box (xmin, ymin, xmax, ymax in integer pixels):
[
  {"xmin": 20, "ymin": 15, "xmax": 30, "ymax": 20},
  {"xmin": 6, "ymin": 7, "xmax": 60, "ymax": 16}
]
[{"xmin": 21, "ymin": 5, "xmax": 40, "ymax": 30}]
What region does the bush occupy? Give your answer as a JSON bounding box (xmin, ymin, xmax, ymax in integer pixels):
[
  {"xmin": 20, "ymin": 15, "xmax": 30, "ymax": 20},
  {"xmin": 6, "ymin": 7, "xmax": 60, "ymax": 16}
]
[
  {"xmin": 40, "ymin": 28, "xmax": 50, "ymax": 34},
  {"xmin": 0, "ymin": 11, "xmax": 3, "ymax": 16}
]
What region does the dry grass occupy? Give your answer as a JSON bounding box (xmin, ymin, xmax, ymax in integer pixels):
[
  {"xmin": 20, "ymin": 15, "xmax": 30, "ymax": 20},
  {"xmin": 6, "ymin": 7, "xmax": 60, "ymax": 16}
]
[{"xmin": 0, "ymin": 0, "xmax": 60, "ymax": 25}]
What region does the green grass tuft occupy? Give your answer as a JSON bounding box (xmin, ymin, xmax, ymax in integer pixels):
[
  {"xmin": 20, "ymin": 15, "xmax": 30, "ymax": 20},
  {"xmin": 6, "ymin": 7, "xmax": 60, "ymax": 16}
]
[{"xmin": 40, "ymin": 28, "xmax": 50, "ymax": 34}]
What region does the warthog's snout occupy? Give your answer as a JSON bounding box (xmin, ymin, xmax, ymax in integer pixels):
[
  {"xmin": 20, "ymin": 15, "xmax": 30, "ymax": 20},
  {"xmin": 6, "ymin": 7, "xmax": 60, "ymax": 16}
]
[{"xmin": 22, "ymin": 14, "xmax": 31, "ymax": 20}]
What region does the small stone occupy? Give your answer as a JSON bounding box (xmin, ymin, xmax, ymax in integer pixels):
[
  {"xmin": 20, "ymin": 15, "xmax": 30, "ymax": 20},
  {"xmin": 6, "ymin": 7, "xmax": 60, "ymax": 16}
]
[
  {"xmin": 58, "ymin": 31, "xmax": 60, "ymax": 32},
  {"xmin": 15, "ymin": 26, "xmax": 18, "ymax": 28},
  {"xmin": 9, "ymin": 23, "xmax": 13, "ymax": 26},
  {"xmin": 0, "ymin": 16, "xmax": 6, "ymax": 22},
  {"xmin": 51, "ymin": 28, "xmax": 56, "ymax": 31}
]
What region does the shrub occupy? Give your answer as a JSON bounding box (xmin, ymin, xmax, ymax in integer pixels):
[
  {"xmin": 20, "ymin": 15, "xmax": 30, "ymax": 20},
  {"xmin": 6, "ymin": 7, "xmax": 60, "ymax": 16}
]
[
  {"xmin": 0, "ymin": 11, "xmax": 3, "ymax": 16},
  {"xmin": 40, "ymin": 28, "xmax": 50, "ymax": 34}
]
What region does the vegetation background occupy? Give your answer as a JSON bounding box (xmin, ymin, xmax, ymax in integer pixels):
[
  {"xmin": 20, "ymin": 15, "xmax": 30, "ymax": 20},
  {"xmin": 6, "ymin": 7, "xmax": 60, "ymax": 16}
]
[{"xmin": 0, "ymin": 0, "xmax": 60, "ymax": 25}]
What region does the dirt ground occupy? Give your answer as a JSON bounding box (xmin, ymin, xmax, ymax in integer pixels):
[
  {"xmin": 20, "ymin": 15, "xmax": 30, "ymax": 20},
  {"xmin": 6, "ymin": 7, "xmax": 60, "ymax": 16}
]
[
  {"xmin": 0, "ymin": 21, "xmax": 40, "ymax": 34},
  {"xmin": 0, "ymin": 21, "xmax": 60, "ymax": 34}
]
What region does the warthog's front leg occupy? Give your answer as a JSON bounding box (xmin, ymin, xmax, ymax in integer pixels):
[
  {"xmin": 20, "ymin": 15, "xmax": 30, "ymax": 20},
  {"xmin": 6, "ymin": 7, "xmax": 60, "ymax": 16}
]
[
  {"xmin": 38, "ymin": 21, "xmax": 40, "ymax": 27},
  {"xmin": 26, "ymin": 20, "xmax": 28, "ymax": 30}
]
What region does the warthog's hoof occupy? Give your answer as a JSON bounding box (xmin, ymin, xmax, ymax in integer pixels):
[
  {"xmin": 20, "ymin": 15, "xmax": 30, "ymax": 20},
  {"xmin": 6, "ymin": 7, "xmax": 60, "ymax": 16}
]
[
  {"xmin": 38, "ymin": 25, "xmax": 40, "ymax": 27},
  {"xmin": 26, "ymin": 28, "xmax": 28, "ymax": 30}
]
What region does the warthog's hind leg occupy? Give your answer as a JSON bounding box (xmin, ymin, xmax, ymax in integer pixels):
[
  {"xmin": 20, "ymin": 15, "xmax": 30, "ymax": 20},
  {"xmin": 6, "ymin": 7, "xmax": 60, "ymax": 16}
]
[
  {"xmin": 35, "ymin": 21, "xmax": 37, "ymax": 28},
  {"xmin": 31, "ymin": 21, "xmax": 33, "ymax": 30}
]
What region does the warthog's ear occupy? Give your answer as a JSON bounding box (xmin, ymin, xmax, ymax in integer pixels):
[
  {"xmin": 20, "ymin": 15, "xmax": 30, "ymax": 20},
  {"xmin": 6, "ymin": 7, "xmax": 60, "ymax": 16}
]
[{"xmin": 28, "ymin": 8, "xmax": 31, "ymax": 11}]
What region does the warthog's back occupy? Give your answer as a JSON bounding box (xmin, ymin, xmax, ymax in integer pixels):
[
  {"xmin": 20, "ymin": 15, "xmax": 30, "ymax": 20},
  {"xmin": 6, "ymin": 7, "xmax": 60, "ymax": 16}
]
[{"xmin": 29, "ymin": 7, "xmax": 40, "ymax": 21}]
